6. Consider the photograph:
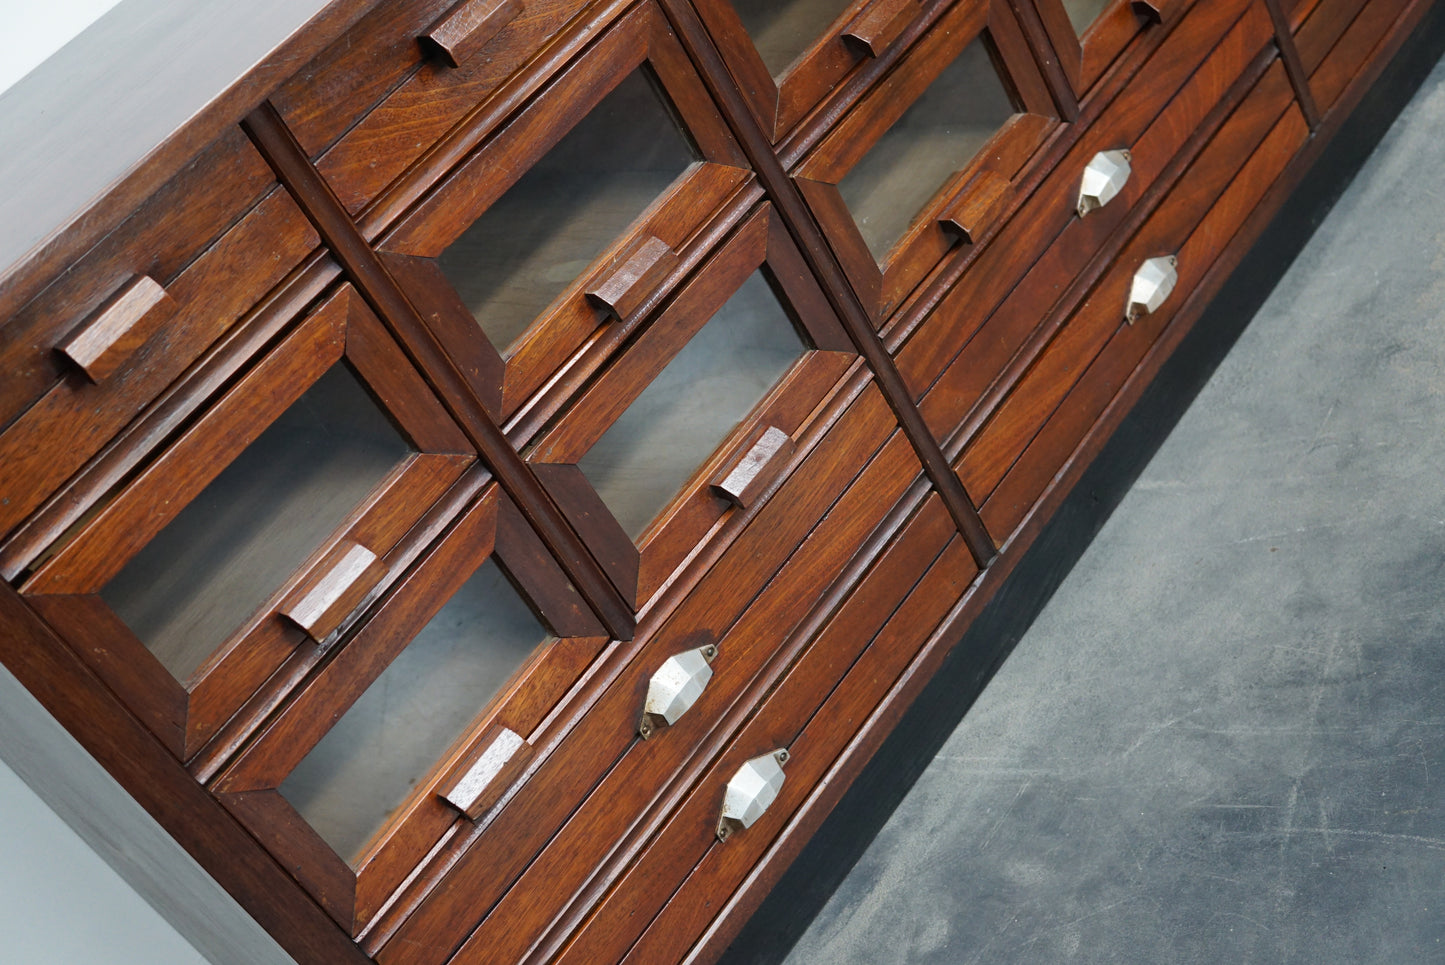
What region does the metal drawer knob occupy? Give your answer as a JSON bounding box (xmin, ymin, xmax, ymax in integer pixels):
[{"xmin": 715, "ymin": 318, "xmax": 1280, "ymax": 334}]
[
  {"xmin": 1077, "ymin": 149, "xmax": 1132, "ymax": 217},
  {"xmin": 639, "ymin": 645, "xmax": 717, "ymax": 738},
  {"xmin": 1126, "ymin": 255, "xmax": 1179, "ymax": 323},
  {"xmin": 717, "ymin": 748, "xmax": 789, "ymax": 841}
]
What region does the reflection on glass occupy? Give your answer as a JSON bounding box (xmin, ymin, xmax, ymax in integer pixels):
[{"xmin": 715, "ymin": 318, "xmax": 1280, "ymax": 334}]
[
  {"xmin": 436, "ymin": 68, "xmax": 700, "ymax": 356},
  {"xmin": 837, "ymin": 37, "xmax": 1018, "ymax": 263},
  {"xmin": 1063, "ymin": 0, "xmax": 1112, "ymax": 34},
  {"xmin": 730, "ymin": 0, "xmax": 853, "ymax": 77},
  {"xmin": 578, "ymin": 271, "xmax": 806, "ymax": 539},
  {"xmin": 280, "ymin": 560, "xmax": 551, "ymax": 864},
  {"xmin": 101, "ymin": 366, "xmax": 410, "ymax": 683}
]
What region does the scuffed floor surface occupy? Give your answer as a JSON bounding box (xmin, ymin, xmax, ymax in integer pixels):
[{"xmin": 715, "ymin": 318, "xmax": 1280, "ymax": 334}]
[{"xmin": 784, "ymin": 51, "xmax": 1445, "ymax": 965}]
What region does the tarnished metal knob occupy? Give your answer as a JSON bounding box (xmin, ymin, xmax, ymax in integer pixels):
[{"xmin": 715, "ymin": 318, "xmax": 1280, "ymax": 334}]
[
  {"xmin": 717, "ymin": 748, "xmax": 789, "ymax": 841},
  {"xmin": 1077, "ymin": 149, "xmax": 1132, "ymax": 217},
  {"xmin": 639, "ymin": 645, "xmax": 717, "ymax": 738},
  {"xmin": 1126, "ymin": 255, "xmax": 1179, "ymax": 323}
]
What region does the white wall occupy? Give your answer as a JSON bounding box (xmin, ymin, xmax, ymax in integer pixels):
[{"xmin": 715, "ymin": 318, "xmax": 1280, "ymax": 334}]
[{"xmin": 0, "ymin": 0, "xmax": 126, "ymax": 93}]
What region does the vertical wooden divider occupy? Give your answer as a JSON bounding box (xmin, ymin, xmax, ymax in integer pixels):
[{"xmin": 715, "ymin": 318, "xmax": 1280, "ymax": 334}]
[
  {"xmin": 653, "ymin": 0, "xmax": 1000, "ymax": 571},
  {"xmin": 241, "ymin": 103, "xmax": 635, "ymax": 643}
]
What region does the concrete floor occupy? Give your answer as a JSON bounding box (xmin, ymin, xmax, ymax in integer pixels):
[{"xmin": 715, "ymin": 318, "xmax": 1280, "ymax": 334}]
[{"xmin": 782, "ymin": 52, "xmax": 1445, "ymax": 965}]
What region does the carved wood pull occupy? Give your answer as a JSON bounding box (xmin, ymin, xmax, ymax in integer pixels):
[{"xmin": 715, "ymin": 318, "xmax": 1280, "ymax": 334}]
[
  {"xmin": 939, "ymin": 170, "xmax": 1013, "ymax": 245},
  {"xmin": 1131, "ymin": 0, "xmax": 1166, "ymax": 24},
  {"xmin": 280, "ymin": 541, "xmax": 388, "ymax": 641},
  {"xmin": 422, "ymin": 0, "xmax": 524, "ymax": 69},
  {"xmin": 585, "ymin": 235, "xmax": 679, "ymax": 321},
  {"xmin": 57, "ymin": 275, "xmax": 177, "ymax": 383},
  {"xmin": 440, "ymin": 726, "xmax": 534, "ymax": 819},
  {"xmin": 843, "ymin": 0, "xmax": 922, "ymax": 58},
  {"xmin": 712, "ymin": 426, "xmax": 795, "ymax": 509}
]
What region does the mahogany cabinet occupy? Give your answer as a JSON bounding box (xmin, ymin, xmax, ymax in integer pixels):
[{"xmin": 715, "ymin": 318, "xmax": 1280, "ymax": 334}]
[{"xmin": 0, "ymin": 0, "xmax": 1434, "ymax": 962}]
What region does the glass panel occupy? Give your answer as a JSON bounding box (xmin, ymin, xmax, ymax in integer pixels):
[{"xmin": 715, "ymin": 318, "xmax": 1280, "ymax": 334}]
[
  {"xmin": 1063, "ymin": 0, "xmax": 1112, "ymax": 35},
  {"xmin": 837, "ymin": 36, "xmax": 1018, "ymax": 263},
  {"xmin": 280, "ymin": 559, "xmax": 551, "ymax": 864},
  {"xmin": 436, "ymin": 68, "xmax": 700, "ymax": 356},
  {"xmin": 578, "ymin": 271, "xmax": 806, "ymax": 539},
  {"xmin": 730, "ymin": 0, "xmax": 853, "ymax": 77},
  {"xmin": 101, "ymin": 365, "xmax": 411, "ymax": 682}
]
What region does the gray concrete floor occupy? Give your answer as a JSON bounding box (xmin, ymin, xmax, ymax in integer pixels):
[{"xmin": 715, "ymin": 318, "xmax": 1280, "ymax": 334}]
[{"xmin": 784, "ymin": 56, "xmax": 1445, "ymax": 965}]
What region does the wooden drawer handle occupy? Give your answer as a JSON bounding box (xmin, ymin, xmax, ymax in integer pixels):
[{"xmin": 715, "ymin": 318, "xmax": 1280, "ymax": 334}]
[
  {"xmin": 1131, "ymin": 0, "xmax": 1166, "ymax": 24},
  {"xmin": 585, "ymin": 235, "xmax": 679, "ymax": 322},
  {"xmin": 280, "ymin": 541, "xmax": 388, "ymax": 641},
  {"xmin": 711, "ymin": 426, "xmax": 795, "ymax": 509},
  {"xmin": 58, "ymin": 275, "xmax": 177, "ymax": 383},
  {"xmin": 440, "ymin": 725, "xmax": 534, "ymax": 819},
  {"xmin": 422, "ymin": 0, "xmax": 524, "ymax": 69},
  {"xmin": 939, "ymin": 170, "xmax": 1013, "ymax": 245},
  {"xmin": 843, "ymin": 0, "xmax": 922, "ymax": 58}
]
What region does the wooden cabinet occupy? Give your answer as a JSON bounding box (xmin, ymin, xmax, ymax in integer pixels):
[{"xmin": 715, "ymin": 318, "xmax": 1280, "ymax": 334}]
[{"xmin": 0, "ymin": 1, "xmax": 1434, "ymax": 963}]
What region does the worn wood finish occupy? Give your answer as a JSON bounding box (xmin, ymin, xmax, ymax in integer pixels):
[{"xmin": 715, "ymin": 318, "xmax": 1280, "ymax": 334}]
[
  {"xmin": 0, "ymin": 1, "xmax": 1430, "ymax": 963},
  {"xmin": 0, "ymin": 583, "xmax": 371, "ymax": 964},
  {"xmin": 242, "ymin": 101, "xmax": 636, "ymax": 642},
  {"xmin": 899, "ymin": 0, "xmax": 1263, "ymax": 433},
  {"xmin": 656, "ymin": 0, "xmax": 998, "ymax": 570},
  {"xmin": 0, "ymin": 184, "xmax": 321, "ymax": 541},
  {"xmin": 695, "ymin": 9, "xmax": 1444, "ymax": 959},
  {"xmin": 794, "ymin": 0, "xmax": 1059, "ymax": 321},
  {"xmin": 377, "ymin": 382, "xmax": 901, "ymax": 964}
]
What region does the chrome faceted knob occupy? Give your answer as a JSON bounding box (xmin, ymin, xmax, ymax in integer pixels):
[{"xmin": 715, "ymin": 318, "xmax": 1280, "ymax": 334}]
[
  {"xmin": 1077, "ymin": 149, "xmax": 1132, "ymax": 217},
  {"xmin": 639, "ymin": 645, "xmax": 717, "ymax": 738},
  {"xmin": 717, "ymin": 748, "xmax": 789, "ymax": 841},
  {"xmin": 1126, "ymin": 255, "xmax": 1179, "ymax": 323}
]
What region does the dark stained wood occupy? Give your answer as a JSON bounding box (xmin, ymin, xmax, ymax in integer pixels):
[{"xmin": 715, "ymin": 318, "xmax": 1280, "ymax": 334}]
[
  {"xmin": 711, "ymin": 426, "xmax": 797, "ymax": 508},
  {"xmin": 534, "ymin": 463, "xmax": 642, "ymax": 604},
  {"xmin": 0, "ymin": 186, "xmax": 321, "ymax": 540},
  {"xmin": 656, "ymin": 0, "xmax": 999, "ymax": 570},
  {"xmin": 423, "ymin": 0, "xmax": 526, "ymax": 68},
  {"xmin": 705, "ymin": 10, "xmax": 1445, "ymax": 959},
  {"xmin": 0, "ymin": 0, "xmax": 1431, "ymax": 961},
  {"xmin": 1263, "ymin": 0, "xmax": 1324, "ymax": 127},
  {"xmin": 0, "ymin": 0, "xmax": 379, "ymax": 335},
  {"xmin": 376, "ymin": 383, "xmax": 902, "ymax": 964},
  {"xmin": 0, "ymin": 253, "xmax": 343, "ymax": 582},
  {"xmin": 921, "ymin": 22, "xmax": 1275, "ymax": 462},
  {"xmin": 939, "ymin": 169, "xmax": 1014, "ymax": 244},
  {"xmin": 280, "ymin": 541, "xmax": 390, "ymax": 641},
  {"xmin": 0, "ymin": 583, "xmax": 370, "ymax": 964},
  {"xmin": 585, "ymin": 236, "xmax": 682, "ymax": 321},
  {"xmin": 55, "ymin": 275, "xmax": 177, "ymax": 383},
  {"xmin": 242, "ymin": 100, "xmax": 636, "ymax": 643},
  {"xmin": 439, "ymin": 427, "xmax": 925, "ymax": 965},
  {"xmin": 843, "ymin": 0, "xmax": 922, "ymax": 57}
]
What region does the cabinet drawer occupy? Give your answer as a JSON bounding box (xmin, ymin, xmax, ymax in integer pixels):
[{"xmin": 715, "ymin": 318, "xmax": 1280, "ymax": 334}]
[
  {"xmin": 428, "ymin": 407, "xmax": 925, "ymax": 965},
  {"xmin": 544, "ymin": 494, "xmax": 973, "ymax": 965},
  {"xmin": 984, "ymin": 86, "xmax": 1312, "ymax": 539},
  {"xmin": 274, "ymin": 0, "xmax": 622, "ymax": 218},
  {"xmin": 377, "ymin": 381, "xmax": 910, "ymax": 965},
  {"xmin": 793, "ymin": 0, "xmax": 1057, "ymax": 321},
  {"xmin": 693, "ymin": 0, "xmax": 948, "ymax": 142},
  {"xmin": 21, "ymin": 284, "xmax": 476, "ymax": 761},
  {"xmin": 524, "ymin": 203, "xmax": 855, "ymax": 609},
  {"xmin": 1033, "ymin": 0, "xmax": 1184, "ymax": 98},
  {"xmin": 211, "ymin": 485, "xmax": 606, "ymax": 936},
  {"xmin": 372, "ymin": 0, "xmax": 751, "ymax": 422},
  {"xmin": 0, "ymin": 129, "xmax": 319, "ymax": 542},
  {"xmin": 1303, "ymin": 0, "xmax": 1415, "ymax": 112},
  {"xmin": 900, "ymin": 0, "xmax": 1266, "ymax": 439},
  {"xmin": 956, "ymin": 60, "xmax": 1300, "ymax": 531}
]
